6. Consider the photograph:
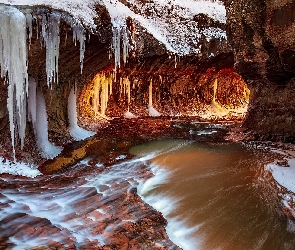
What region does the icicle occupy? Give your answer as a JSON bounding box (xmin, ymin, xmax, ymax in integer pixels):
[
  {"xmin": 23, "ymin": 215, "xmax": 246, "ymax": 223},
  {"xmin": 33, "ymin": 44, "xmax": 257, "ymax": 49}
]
[
  {"xmin": 28, "ymin": 77, "xmax": 37, "ymax": 126},
  {"xmin": 68, "ymin": 87, "xmax": 95, "ymax": 140},
  {"xmin": 112, "ymin": 27, "xmax": 121, "ymax": 70},
  {"xmin": 41, "ymin": 13, "xmax": 60, "ymax": 87},
  {"xmin": 122, "ymin": 26, "xmax": 130, "ymax": 65},
  {"xmin": 148, "ymin": 80, "xmax": 161, "ymax": 117},
  {"xmin": 92, "ymin": 73, "xmax": 112, "ymax": 117},
  {"xmin": 0, "ymin": 6, "xmax": 29, "ymax": 157},
  {"xmin": 72, "ymin": 24, "xmax": 86, "ymax": 73},
  {"xmin": 25, "ymin": 10, "xmax": 33, "ymax": 48},
  {"xmin": 148, "ymin": 80, "xmax": 153, "ymax": 107},
  {"xmin": 213, "ymin": 78, "xmax": 218, "ymax": 103},
  {"xmin": 35, "ymin": 88, "xmax": 62, "ymax": 159}
]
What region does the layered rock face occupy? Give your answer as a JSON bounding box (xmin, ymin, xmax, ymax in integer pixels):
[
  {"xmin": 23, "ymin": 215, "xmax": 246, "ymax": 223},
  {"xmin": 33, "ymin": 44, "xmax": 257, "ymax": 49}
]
[
  {"xmin": 225, "ymin": 0, "xmax": 295, "ymax": 141},
  {"xmin": 0, "ymin": 1, "xmax": 250, "ymax": 158}
]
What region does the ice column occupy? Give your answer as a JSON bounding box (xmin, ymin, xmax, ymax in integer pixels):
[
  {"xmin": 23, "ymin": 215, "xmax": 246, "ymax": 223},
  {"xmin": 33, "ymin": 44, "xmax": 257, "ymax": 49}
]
[
  {"xmin": 41, "ymin": 13, "xmax": 61, "ymax": 87},
  {"xmin": 35, "ymin": 88, "xmax": 63, "ymax": 159},
  {"xmin": 0, "ymin": 6, "xmax": 29, "ymax": 158},
  {"xmin": 68, "ymin": 87, "xmax": 95, "ymax": 140}
]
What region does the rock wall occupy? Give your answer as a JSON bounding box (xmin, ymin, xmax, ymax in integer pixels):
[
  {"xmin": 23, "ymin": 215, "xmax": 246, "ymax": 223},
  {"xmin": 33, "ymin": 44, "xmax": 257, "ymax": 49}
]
[{"xmin": 225, "ymin": 0, "xmax": 295, "ymax": 141}]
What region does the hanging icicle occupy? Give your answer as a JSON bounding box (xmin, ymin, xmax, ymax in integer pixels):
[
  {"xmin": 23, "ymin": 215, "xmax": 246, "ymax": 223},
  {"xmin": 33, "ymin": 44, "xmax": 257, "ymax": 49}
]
[
  {"xmin": 41, "ymin": 12, "xmax": 61, "ymax": 87},
  {"xmin": 72, "ymin": 23, "xmax": 86, "ymax": 74},
  {"xmin": 0, "ymin": 6, "xmax": 29, "ymax": 159}
]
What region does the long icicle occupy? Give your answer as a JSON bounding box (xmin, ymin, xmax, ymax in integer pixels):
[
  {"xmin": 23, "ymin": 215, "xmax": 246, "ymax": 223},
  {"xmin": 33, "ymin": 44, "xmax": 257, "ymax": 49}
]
[{"xmin": 0, "ymin": 6, "xmax": 29, "ymax": 159}]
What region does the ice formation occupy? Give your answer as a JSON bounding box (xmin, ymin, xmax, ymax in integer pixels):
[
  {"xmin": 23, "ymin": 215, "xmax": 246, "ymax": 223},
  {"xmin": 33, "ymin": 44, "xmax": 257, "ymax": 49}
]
[
  {"xmin": 0, "ymin": 5, "xmax": 87, "ymax": 158},
  {"xmin": 0, "ymin": 6, "xmax": 28, "ymax": 159},
  {"xmin": 120, "ymin": 77, "xmax": 131, "ymax": 111},
  {"xmin": 35, "ymin": 91, "xmax": 63, "ymax": 159},
  {"xmin": 28, "ymin": 79, "xmax": 63, "ymax": 159},
  {"xmin": 41, "ymin": 13, "xmax": 61, "ymax": 86},
  {"xmin": 148, "ymin": 80, "xmax": 161, "ymax": 117},
  {"xmin": 72, "ymin": 24, "xmax": 86, "ymax": 73},
  {"xmin": 92, "ymin": 73, "xmax": 113, "ymax": 117},
  {"xmin": 68, "ymin": 87, "xmax": 95, "ymax": 140}
]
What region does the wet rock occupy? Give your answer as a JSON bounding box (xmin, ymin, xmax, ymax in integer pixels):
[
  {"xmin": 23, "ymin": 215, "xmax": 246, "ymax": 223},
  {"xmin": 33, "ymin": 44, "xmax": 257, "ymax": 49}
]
[{"xmin": 225, "ymin": 0, "xmax": 295, "ymax": 142}]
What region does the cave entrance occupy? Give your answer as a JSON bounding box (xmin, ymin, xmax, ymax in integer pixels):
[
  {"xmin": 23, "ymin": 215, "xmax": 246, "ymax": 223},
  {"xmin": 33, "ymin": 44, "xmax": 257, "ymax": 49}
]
[{"xmin": 78, "ymin": 67, "xmax": 250, "ymax": 126}]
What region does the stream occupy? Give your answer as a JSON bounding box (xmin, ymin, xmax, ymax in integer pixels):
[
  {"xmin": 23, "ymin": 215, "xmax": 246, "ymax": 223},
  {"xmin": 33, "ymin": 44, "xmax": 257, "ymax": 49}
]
[{"xmin": 0, "ymin": 119, "xmax": 295, "ymax": 249}]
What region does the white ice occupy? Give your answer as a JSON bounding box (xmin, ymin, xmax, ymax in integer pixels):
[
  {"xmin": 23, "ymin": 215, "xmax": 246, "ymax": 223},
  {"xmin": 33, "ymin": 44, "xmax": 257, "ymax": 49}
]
[
  {"xmin": 68, "ymin": 87, "xmax": 95, "ymax": 140},
  {"xmin": 0, "ymin": 6, "xmax": 28, "ymax": 158},
  {"xmin": 35, "ymin": 88, "xmax": 63, "ymax": 159}
]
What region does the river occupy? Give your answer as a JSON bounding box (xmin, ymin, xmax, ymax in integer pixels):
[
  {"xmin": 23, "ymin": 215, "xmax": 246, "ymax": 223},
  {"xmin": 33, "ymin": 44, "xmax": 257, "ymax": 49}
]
[
  {"xmin": 131, "ymin": 139, "xmax": 295, "ymax": 250},
  {"xmin": 1, "ymin": 119, "xmax": 295, "ymax": 249}
]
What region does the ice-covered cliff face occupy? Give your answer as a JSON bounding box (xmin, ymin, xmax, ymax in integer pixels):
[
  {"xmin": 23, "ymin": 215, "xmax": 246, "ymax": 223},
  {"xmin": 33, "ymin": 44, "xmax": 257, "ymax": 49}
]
[
  {"xmin": 0, "ymin": 0, "xmax": 226, "ymax": 56},
  {"xmin": 0, "ymin": 0, "xmax": 227, "ymax": 159}
]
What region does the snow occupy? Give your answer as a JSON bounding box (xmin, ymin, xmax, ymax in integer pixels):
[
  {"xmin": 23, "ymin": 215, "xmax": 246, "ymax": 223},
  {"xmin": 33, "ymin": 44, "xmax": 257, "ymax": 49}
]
[
  {"xmin": 0, "ymin": 0, "xmax": 226, "ymax": 56},
  {"xmin": 0, "ymin": 157, "xmax": 41, "ymax": 177},
  {"xmin": 0, "ymin": 0, "xmax": 98, "ymax": 28},
  {"xmin": 266, "ymin": 158, "xmax": 295, "ymax": 193}
]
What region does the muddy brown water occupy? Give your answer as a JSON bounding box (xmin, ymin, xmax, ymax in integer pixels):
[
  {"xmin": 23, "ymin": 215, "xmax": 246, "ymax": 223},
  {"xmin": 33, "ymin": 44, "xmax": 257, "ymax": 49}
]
[{"xmin": 130, "ymin": 139, "xmax": 295, "ymax": 250}]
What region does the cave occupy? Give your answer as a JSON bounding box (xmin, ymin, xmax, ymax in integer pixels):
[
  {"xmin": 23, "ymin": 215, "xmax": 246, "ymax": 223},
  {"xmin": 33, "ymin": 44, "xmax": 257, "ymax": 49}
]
[{"xmin": 0, "ymin": 1, "xmax": 295, "ymax": 249}]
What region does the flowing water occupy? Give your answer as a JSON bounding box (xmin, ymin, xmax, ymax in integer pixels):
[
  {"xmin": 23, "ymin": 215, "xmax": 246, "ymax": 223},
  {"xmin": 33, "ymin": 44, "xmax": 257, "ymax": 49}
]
[
  {"xmin": 130, "ymin": 139, "xmax": 295, "ymax": 250},
  {"xmin": 1, "ymin": 121, "xmax": 295, "ymax": 249}
]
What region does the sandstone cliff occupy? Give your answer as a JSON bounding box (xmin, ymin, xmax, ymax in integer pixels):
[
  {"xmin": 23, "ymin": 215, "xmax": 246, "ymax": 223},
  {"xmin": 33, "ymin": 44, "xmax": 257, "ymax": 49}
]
[{"xmin": 225, "ymin": 0, "xmax": 295, "ymax": 141}]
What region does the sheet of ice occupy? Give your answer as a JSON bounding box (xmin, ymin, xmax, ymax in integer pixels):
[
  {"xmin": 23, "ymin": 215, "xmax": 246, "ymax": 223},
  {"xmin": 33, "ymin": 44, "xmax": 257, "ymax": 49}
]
[
  {"xmin": 0, "ymin": 157, "xmax": 41, "ymax": 177},
  {"xmin": 68, "ymin": 87, "xmax": 95, "ymax": 140},
  {"xmin": 266, "ymin": 158, "xmax": 295, "ymax": 193}
]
